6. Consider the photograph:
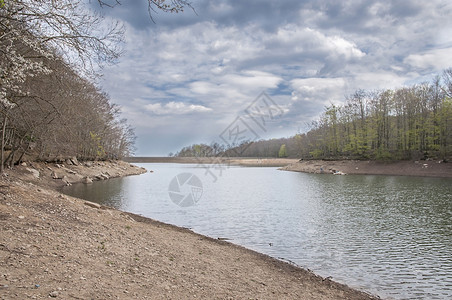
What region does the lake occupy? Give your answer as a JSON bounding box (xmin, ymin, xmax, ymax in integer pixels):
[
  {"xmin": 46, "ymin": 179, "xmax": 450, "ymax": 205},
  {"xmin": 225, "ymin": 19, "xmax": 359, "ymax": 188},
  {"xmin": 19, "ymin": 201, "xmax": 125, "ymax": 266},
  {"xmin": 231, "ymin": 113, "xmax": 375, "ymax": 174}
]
[{"xmin": 61, "ymin": 163, "xmax": 452, "ymax": 299}]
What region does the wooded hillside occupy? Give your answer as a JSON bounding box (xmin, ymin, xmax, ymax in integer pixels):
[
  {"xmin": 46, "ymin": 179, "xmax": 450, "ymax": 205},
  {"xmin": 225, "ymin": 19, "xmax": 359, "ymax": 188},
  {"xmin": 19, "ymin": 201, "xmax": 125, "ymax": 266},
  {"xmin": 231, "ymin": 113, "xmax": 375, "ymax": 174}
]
[
  {"xmin": 0, "ymin": 1, "xmax": 135, "ymax": 171},
  {"xmin": 175, "ymin": 71, "xmax": 452, "ymax": 161},
  {"xmin": 298, "ymin": 72, "xmax": 452, "ymax": 160}
]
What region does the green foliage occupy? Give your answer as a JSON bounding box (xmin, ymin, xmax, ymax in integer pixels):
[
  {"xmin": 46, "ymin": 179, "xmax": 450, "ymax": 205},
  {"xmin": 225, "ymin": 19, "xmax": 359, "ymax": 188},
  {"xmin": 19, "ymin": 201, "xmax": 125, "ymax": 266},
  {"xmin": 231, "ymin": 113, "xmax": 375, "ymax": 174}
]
[
  {"xmin": 90, "ymin": 131, "xmax": 106, "ymax": 158},
  {"xmin": 278, "ymin": 144, "xmax": 287, "ymax": 158},
  {"xmin": 309, "ymin": 149, "xmax": 323, "ymax": 159},
  {"xmin": 295, "ymin": 72, "xmax": 452, "ymax": 161}
]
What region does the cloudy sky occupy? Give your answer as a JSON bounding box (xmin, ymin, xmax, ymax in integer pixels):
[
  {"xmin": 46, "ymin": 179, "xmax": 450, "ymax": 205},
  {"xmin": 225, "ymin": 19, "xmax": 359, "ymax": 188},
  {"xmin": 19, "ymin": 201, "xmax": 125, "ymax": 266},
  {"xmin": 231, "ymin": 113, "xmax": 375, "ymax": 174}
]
[{"xmin": 94, "ymin": 0, "xmax": 452, "ymax": 156}]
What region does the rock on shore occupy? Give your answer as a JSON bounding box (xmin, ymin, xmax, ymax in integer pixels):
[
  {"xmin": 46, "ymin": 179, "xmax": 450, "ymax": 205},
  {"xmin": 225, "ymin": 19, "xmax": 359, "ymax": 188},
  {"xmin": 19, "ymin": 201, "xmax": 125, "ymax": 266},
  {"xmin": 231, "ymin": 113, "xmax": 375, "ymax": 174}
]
[
  {"xmin": 4, "ymin": 160, "xmax": 147, "ymax": 189},
  {"xmin": 280, "ymin": 159, "xmax": 452, "ymax": 178}
]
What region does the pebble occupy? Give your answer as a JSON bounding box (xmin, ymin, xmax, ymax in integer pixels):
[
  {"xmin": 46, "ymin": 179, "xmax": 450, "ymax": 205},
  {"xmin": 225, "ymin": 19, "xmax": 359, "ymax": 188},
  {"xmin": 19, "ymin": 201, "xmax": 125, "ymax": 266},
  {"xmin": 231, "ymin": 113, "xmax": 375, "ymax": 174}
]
[{"xmin": 49, "ymin": 291, "xmax": 59, "ymax": 297}]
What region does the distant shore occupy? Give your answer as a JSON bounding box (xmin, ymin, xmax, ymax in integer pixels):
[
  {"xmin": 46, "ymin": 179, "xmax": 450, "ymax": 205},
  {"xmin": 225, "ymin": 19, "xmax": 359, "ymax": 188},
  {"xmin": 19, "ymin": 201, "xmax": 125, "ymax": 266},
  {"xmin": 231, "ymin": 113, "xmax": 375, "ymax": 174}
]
[
  {"xmin": 280, "ymin": 159, "xmax": 452, "ymax": 178},
  {"xmin": 124, "ymin": 156, "xmax": 452, "ymax": 178},
  {"xmin": 124, "ymin": 156, "xmax": 299, "ymax": 167},
  {"xmin": 0, "ymin": 160, "xmax": 377, "ymax": 299}
]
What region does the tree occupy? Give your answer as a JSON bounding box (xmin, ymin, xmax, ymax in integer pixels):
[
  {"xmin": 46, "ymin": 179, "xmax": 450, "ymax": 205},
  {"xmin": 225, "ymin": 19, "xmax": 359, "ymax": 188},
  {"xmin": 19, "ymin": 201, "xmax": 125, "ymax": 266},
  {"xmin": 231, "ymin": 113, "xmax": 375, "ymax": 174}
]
[
  {"xmin": 0, "ymin": 0, "xmax": 193, "ymax": 172},
  {"xmin": 278, "ymin": 144, "xmax": 287, "ymax": 158}
]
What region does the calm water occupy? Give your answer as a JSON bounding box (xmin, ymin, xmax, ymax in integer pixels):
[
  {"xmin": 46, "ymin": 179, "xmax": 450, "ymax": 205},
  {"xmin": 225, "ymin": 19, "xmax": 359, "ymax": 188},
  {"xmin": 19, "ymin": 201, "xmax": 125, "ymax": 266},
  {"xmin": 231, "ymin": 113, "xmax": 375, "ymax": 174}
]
[{"xmin": 61, "ymin": 163, "xmax": 452, "ymax": 299}]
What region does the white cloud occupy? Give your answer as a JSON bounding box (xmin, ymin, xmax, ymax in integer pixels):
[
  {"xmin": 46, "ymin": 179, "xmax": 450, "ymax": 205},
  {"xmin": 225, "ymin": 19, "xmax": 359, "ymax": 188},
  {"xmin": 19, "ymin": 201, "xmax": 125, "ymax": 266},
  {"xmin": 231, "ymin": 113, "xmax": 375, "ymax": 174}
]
[
  {"xmin": 144, "ymin": 101, "xmax": 212, "ymax": 115},
  {"xmin": 404, "ymin": 48, "xmax": 452, "ymax": 71},
  {"xmin": 290, "ymin": 78, "xmax": 348, "ymax": 104}
]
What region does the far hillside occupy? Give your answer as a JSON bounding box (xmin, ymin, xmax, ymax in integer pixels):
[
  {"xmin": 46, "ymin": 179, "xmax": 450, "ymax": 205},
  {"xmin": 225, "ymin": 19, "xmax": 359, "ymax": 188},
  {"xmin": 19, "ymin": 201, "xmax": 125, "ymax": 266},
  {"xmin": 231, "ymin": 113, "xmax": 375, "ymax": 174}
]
[{"xmin": 174, "ymin": 70, "xmax": 452, "ymax": 161}]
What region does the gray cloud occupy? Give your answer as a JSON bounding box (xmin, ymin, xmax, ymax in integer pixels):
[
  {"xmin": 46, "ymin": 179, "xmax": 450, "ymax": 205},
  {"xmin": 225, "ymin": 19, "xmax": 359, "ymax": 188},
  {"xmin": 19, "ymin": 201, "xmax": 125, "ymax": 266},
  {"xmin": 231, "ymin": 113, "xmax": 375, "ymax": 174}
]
[{"xmin": 94, "ymin": 0, "xmax": 452, "ymax": 156}]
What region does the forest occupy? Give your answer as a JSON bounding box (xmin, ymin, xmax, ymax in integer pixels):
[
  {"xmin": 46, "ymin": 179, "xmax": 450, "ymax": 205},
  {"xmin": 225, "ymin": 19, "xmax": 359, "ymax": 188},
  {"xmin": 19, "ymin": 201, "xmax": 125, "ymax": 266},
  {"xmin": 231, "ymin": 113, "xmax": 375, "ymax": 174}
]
[
  {"xmin": 0, "ymin": 1, "xmax": 190, "ymax": 173},
  {"xmin": 0, "ymin": 1, "xmax": 132, "ymax": 172},
  {"xmin": 175, "ymin": 70, "xmax": 452, "ymax": 161}
]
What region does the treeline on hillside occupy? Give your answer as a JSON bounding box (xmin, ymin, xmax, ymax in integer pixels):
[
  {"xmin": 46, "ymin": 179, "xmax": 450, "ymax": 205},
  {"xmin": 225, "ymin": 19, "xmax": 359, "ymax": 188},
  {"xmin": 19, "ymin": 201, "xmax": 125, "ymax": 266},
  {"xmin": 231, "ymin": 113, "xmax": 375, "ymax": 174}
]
[
  {"xmin": 0, "ymin": 1, "xmax": 136, "ymax": 171},
  {"xmin": 174, "ymin": 70, "xmax": 452, "ymax": 160},
  {"xmin": 299, "ymin": 71, "xmax": 452, "ymax": 160},
  {"xmin": 172, "ymin": 139, "xmax": 298, "ymax": 158}
]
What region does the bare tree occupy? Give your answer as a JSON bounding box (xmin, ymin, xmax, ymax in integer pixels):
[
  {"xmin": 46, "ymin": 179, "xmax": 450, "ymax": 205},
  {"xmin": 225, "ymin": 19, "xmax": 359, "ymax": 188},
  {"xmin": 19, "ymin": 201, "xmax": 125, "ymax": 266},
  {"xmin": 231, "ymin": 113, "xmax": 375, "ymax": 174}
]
[{"xmin": 1, "ymin": 0, "xmax": 194, "ymax": 171}]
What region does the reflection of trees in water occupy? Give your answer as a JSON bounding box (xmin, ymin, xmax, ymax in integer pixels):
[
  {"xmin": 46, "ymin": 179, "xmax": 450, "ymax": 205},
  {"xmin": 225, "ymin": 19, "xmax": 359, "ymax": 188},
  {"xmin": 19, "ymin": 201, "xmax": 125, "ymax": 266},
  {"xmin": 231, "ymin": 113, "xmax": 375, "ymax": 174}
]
[{"xmin": 62, "ymin": 177, "xmax": 125, "ymax": 207}]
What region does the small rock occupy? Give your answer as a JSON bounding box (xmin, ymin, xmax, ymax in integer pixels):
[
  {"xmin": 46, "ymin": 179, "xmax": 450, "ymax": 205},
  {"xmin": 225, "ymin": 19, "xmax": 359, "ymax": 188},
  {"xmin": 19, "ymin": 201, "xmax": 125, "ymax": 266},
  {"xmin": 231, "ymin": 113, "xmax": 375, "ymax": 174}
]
[
  {"xmin": 70, "ymin": 157, "xmax": 79, "ymax": 165},
  {"xmin": 51, "ymin": 171, "xmax": 61, "ymax": 179},
  {"xmin": 61, "ymin": 176, "xmax": 70, "ymax": 184},
  {"xmin": 85, "ymin": 161, "xmax": 93, "ymax": 167},
  {"xmin": 84, "ymin": 201, "xmax": 101, "ymax": 209},
  {"xmin": 21, "ymin": 162, "xmax": 27, "ymax": 167},
  {"xmin": 49, "ymin": 291, "xmax": 59, "ymax": 297},
  {"xmin": 82, "ymin": 177, "xmax": 93, "ymax": 184},
  {"xmin": 65, "ymin": 159, "xmax": 73, "ymax": 166},
  {"xmin": 18, "ymin": 215, "xmax": 25, "ymax": 219},
  {"xmin": 25, "ymin": 168, "xmax": 40, "ymax": 178}
]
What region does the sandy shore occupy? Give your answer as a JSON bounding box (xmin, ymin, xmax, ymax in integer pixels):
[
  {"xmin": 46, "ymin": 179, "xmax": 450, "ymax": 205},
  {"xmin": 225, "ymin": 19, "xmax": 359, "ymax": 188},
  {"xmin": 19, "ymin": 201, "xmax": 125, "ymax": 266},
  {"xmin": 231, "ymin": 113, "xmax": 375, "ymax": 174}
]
[
  {"xmin": 280, "ymin": 159, "xmax": 452, "ymax": 178},
  {"xmin": 0, "ymin": 161, "xmax": 377, "ymax": 299}
]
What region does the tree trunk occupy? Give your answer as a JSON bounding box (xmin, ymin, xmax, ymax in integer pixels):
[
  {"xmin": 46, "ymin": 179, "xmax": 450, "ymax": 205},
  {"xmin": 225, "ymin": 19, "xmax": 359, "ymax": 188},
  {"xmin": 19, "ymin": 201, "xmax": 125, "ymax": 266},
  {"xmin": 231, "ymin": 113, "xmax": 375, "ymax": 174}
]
[{"xmin": 1, "ymin": 115, "xmax": 7, "ymax": 174}]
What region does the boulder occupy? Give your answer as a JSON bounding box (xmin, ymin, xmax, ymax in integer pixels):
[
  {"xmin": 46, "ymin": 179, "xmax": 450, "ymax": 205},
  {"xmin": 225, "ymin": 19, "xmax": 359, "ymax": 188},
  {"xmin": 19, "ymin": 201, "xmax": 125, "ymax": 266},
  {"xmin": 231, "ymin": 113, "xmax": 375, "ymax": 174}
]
[
  {"xmin": 95, "ymin": 173, "xmax": 109, "ymax": 180},
  {"xmin": 70, "ymin": 156, "xmax": 79, "ymax": 165},
  {"xmin": 84, "ymin": 201, "xmax": 101, "ymax": 209},
  {"xmin": 65, "ymin": 169, "xmax": 77, "ymax": 175},
  {"xmin": 82, "ymin": 176, "xmax": 93, "ymax": 184},
  {"xmin": 61, "ymin": 175, "xmax": 70, "ymax": 184},
  {"xmin": 25, "ymin": 168, "xmax": 40, "ymax": 178},
  {"xmin": 51, "ymin": 171, "xmax": 62, "ymax": 179}
]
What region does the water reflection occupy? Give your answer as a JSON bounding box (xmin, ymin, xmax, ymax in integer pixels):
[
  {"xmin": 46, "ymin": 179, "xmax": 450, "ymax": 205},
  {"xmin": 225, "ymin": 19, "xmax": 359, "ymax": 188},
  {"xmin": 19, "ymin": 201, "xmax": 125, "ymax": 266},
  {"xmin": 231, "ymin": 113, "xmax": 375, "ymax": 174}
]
[{"xmin": 62, "ymin": 163, "xmax": 452, "ymax": 300}]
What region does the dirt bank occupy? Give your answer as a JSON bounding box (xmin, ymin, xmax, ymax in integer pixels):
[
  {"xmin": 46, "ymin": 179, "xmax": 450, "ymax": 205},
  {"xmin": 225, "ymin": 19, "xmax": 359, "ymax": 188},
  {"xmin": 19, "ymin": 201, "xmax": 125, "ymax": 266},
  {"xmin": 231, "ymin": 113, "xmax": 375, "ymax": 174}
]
[
  {"xmin": 2, "ymin": 160, "xmax": 147, "ymax": 190},
  {"xmin": 125, "ymin": 156, "xmax": 299, "ymax": 167},
  {"xmin": 0, "ymin": 162, "xmax": 377, "ymax": 299},
  {"xmin": 280, "ymin": 159, "xmax": 452, "ymax": 178}
]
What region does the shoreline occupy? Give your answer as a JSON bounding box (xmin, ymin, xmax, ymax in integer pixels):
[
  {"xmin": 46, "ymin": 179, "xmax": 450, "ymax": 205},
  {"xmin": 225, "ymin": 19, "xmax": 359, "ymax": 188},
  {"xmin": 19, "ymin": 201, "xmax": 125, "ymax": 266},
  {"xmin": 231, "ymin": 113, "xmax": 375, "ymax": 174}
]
[
  {"xmin": 280, "ymin": 159, "xmax": 452, "ymax": 178},
  {"xmin": 0, "ymin": 160, "xmax": 378, "ymax": 299},
  {"xmin": 124, "ymin": 156, "xmax": 299, "ymax": 167},
  {"xmin": 125, "ymin": 156, "xmax": 452, "ymax": 178},
  {"xmin": 2, "ymin": 160, "xmax": 147, "ymax": 190}
]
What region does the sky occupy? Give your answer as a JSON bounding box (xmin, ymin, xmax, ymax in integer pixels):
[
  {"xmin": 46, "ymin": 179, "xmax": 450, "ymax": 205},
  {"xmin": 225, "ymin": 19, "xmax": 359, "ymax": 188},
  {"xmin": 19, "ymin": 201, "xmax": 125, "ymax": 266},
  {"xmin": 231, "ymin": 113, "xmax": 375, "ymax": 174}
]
[{"xmin": 93, "ymin": 0, "xmax": 452, "ymax": 156}]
